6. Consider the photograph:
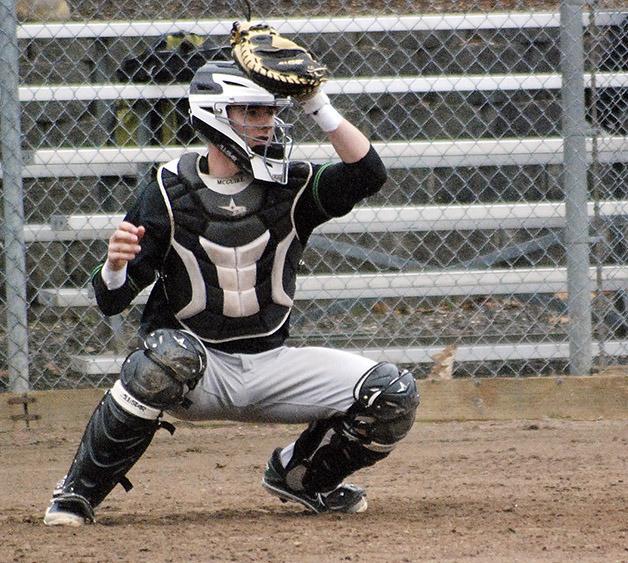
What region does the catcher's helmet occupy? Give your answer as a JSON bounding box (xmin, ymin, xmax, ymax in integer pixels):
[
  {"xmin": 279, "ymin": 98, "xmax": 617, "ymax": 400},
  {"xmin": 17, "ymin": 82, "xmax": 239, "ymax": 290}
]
[{"xmin": 188, "ymin": 61, "xmax": 293, "ymax": 184}]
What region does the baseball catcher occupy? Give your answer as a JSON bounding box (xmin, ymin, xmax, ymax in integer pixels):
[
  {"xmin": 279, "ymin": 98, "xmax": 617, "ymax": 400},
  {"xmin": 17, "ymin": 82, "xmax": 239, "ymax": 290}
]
[{"xmin": 43, "ymin": 24, "xmax": 419, "ymax": 526}]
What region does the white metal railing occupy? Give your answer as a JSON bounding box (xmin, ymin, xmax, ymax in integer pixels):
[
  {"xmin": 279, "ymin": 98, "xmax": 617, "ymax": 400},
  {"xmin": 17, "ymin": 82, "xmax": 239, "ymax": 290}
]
[
  {"xmin": 22, "ymin": 200, "xmax": 628, "ymax": 242},
  {"xmin": 17, "ymin": 11, "xmax": 626, "ymax": 40},
  {"xmin": 69, "ymin": 338, "xmax": 628, "ymax": 375},
  {"xmin": 17, "ymin": 72, "xmax": 628, "ymax": 102},
  {"xmin": 5, "ymin": 137, "xmax": 628, "ymax": 180},
  {"xmin": 38, "ymin": 265, "xmax": 628, "ymax": 308}
]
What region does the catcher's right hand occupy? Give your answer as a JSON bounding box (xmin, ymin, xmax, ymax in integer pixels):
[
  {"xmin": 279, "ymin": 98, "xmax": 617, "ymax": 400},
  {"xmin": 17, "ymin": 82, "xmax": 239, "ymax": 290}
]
[{"xmin": 230, "ymin": 21, "xmax": 327, "ymax": 98}]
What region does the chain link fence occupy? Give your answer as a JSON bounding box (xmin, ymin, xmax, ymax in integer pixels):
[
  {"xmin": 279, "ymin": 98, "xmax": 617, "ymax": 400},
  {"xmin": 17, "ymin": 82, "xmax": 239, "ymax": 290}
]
[{"xmin": 1, "ymin": 0, "xmax": 627, "ymax": 392}]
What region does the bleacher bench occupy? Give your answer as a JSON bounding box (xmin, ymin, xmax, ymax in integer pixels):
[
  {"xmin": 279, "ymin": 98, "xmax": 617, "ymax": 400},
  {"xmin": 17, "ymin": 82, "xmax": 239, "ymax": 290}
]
[{"xmin": 19, "ymin": 11, "xmax": 628, "ymax": 373}]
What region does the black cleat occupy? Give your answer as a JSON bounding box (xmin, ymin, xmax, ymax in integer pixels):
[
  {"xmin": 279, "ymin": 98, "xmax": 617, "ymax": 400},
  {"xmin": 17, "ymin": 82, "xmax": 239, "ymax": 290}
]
[
  {"xmin": 43, "ymin": 492, "xmax": 94, "ymax": 526},
  {"xmin": 262, "ymin": 448, "xmax": 367, "ymax": 514}
]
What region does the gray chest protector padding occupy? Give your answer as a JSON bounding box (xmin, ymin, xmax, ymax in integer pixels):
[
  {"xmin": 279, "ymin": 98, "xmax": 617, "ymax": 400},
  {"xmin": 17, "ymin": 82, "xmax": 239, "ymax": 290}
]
[{"xmin": 158, "ymin": 153, "xmax": 311, "ymax": 342}]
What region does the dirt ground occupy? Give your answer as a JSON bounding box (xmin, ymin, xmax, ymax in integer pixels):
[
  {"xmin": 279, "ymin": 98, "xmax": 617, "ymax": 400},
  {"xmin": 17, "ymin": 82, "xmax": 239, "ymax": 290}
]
[{"xmin": 1, "ymin": 415, "xmax": 626, "ymax": 563}]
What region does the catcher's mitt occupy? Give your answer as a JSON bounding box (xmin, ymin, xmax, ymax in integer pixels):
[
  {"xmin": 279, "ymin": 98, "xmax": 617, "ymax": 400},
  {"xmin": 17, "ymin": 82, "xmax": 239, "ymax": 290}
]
[{"xmin": 230, "ymin": 21, "xmax": 327, "ymax": 98}]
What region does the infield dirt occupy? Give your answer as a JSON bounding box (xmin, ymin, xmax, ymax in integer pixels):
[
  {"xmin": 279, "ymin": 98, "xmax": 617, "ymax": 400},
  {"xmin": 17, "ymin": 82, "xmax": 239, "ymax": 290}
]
[{"xmin": 2, "ymin": 414, "xmax": 626, "ymax": 562}]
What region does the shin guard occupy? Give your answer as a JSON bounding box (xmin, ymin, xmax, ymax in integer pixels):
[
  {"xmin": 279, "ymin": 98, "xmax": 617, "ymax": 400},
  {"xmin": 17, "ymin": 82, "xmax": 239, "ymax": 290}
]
[
  {"xmin": 284, "ymin": 417, "xmax": 388, "ymax": 494},
  {"xmin": 283, "ymin": 363, "xmax": 419, "ymax": 494},
  {"xmin": 51, "ymin": 391, "xmax": 160, "ymax": 521}
]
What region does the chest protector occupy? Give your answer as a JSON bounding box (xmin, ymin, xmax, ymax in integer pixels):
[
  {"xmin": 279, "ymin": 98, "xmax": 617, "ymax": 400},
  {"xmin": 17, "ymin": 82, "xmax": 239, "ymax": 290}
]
[{"xmin": 157, "ymin": 152, "xmax": 312, "ymax": 343}]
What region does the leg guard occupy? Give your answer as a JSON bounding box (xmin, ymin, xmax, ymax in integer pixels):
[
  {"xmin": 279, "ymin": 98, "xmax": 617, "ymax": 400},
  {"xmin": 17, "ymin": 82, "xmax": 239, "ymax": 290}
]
[
  {"xmin": 49, "ymin": 329, "xmax": 207, "ymax": 522},
  {"xmin": 283, "ymin": 363, "xmax": 419, "ymax": 494},
  {"xmin": 50, "ymin": 391, "xmax": 160, "ymax": 522}
]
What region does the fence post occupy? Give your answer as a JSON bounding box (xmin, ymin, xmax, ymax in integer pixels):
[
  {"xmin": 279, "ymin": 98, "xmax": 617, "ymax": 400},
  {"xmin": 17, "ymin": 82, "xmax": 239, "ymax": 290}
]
[
  {"xmin": 560, "ymin": 0, "xmax": 593, "ymax": 375},
  {"xmin": 0, "ymin": 0, "xmax": 30, "ymax": 392}
]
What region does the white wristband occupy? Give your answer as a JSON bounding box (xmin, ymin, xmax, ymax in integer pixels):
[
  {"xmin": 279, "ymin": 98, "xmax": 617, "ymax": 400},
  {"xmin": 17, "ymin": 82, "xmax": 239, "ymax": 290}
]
[
  {"xmin": 310, "ymin": 104, "xmax": 343, "ymax": 132},
  {"xmin": 101, "ymin": 261, "xmax": 127, "ymax": 290},
  {"xmin": 300, "ymin": 91, "xmax": 343, "ymax": 133}
]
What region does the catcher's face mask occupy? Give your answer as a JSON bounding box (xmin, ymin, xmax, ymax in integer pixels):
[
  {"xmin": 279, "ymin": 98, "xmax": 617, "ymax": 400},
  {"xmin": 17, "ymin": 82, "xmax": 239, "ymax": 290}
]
[
  {"xmin": 224, "ymin": 102, "xmax": 294, "ymax": 183},
  {"xmin": 188, "ymin": 63, "xmax": 294, "ymax": 184}
]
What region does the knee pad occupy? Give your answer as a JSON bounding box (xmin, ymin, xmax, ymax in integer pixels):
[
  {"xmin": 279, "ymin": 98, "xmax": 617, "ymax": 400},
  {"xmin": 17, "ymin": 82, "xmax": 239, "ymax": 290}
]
[
  {"xmin": 113, "ymin": 329, "xmax": 207, "ymax": 417},
  {"xmin": 346, "ymin": 362, "xmax": 420, "ymax": 452}
]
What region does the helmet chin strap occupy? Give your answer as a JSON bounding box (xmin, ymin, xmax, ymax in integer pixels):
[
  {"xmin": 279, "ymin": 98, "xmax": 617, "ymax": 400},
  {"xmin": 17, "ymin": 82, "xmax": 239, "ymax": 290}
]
[
  {"xmin": 206, "ymin": 144, "xmax": 246, "ymax": 178},
  {"xmin": 191, "ymin": 115, "xmax": 252, "ymax": 173},
  {"xmin": 210, "ymin": 133, "xmax": 287, "ymax": 184}
]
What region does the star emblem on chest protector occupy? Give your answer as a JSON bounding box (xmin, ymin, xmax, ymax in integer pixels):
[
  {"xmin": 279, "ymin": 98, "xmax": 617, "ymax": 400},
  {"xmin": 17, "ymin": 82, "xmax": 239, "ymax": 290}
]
[{"xmin": 219, "ymin": 198, "xmax": 247, "ymax": 217}]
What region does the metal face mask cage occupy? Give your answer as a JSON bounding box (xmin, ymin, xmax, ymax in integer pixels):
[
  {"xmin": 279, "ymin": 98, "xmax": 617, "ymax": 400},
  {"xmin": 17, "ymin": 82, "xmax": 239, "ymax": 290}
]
[{"xmin": 217, "ymin": 101, "xmax": 294, "ymax": 184}]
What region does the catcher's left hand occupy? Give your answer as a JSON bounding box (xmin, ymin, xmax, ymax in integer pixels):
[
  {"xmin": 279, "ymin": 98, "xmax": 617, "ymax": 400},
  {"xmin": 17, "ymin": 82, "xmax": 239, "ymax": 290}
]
[{"xmin": 230, "ymin": 21, "xmax": 327, "ymax": 98}]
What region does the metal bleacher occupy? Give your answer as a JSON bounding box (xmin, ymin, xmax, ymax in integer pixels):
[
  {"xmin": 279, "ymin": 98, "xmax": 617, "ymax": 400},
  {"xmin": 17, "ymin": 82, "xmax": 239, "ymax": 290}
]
[{"xmin": 17, "ymin": 11, "xmax": 628, "ymax": 374}]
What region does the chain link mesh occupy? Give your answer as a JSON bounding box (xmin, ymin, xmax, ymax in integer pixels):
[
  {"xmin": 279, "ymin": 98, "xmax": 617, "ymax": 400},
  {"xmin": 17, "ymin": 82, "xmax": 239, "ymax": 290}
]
[{"xmin": 2, "ymin": 0, "xmax": 626, "ymax": 390}]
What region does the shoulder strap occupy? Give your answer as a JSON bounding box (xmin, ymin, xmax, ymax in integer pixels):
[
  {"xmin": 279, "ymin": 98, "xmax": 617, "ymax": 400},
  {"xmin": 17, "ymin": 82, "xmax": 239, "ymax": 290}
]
[{"xmin": 155, "ymin": 160, "xmax": 178, "ymax": 270}]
